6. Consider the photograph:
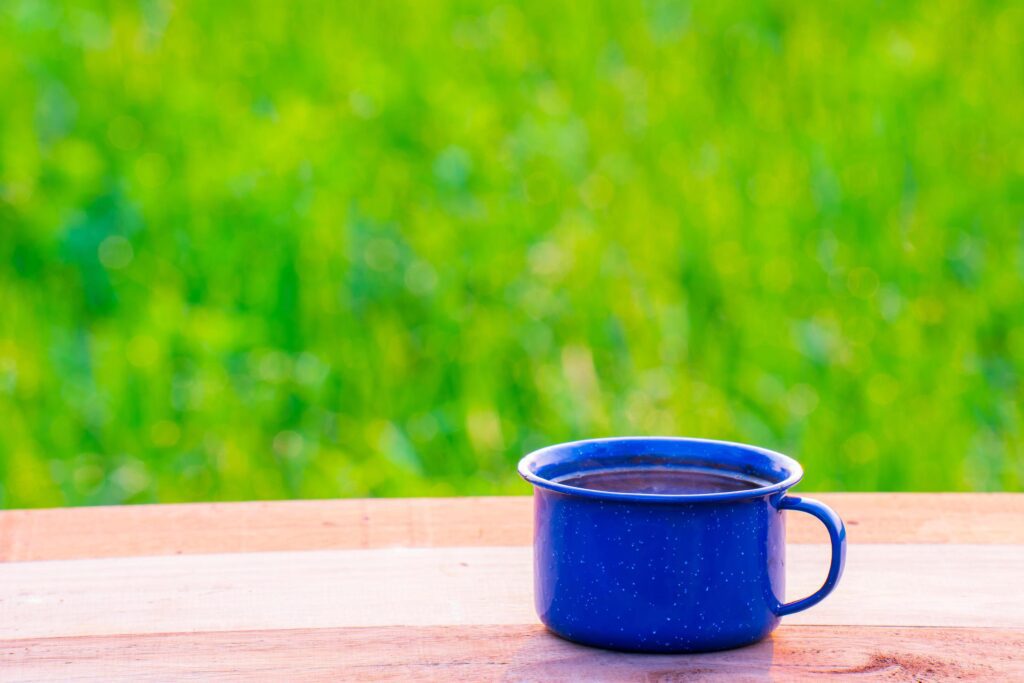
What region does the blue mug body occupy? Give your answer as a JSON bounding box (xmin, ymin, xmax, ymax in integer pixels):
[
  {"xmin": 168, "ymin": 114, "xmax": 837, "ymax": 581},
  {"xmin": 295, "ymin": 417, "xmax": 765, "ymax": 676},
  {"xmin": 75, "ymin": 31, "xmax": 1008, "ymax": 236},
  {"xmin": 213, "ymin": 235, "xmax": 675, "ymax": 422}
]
[{"xmin": 518, "ymin": 437, "xmax": 846, "ymax": 653}]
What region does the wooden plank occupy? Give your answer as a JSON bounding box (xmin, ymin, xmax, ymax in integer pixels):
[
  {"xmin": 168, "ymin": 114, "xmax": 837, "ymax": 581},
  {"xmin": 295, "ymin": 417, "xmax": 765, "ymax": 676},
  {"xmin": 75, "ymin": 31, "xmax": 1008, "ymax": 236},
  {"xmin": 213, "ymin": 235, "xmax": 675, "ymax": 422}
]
[
  {"xmin": 1, "ymin": 494, "xmax": 1022, "ymax": 562},
  {"xmin": 2, "ymin": 625, "xmax": 1021, "ymax": 682},
  {"xmin": 0, "ymin": 497, "xmax": 527, "ymax": 562},
  {"xmin": 1, "ymin": 545, "xmax": 1022, "ymax": 640}
]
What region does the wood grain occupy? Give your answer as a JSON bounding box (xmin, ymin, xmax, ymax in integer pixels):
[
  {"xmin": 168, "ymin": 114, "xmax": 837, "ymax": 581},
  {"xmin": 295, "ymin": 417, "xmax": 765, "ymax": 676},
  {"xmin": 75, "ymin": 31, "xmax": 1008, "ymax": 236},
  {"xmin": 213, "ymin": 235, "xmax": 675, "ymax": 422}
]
[
  {"xmin": 2, "ymin": 545, "xmax": 1022, "ymax": 640},
  {"xmin": 0, "ymin": 497, "xmax": 528, "ymax": 562},
  {"xmin": 1, "ymin": 494, "xmax": 1022, "ymax": 562},
  {"xmin": 2, "ymin": 625, "xmax": 1021, "ymax": 682},
  {"xmin": 1, "ymin": 495, "xmax": 1023, "ymax": 680}
]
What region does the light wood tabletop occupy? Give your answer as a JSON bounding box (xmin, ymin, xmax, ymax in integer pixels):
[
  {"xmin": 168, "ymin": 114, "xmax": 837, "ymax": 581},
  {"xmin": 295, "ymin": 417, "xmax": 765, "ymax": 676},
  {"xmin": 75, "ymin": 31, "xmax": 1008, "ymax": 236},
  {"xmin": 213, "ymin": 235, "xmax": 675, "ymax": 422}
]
[{"xmin": 1, "ymin": 494, "xmax": 1023, "ymax": 681}]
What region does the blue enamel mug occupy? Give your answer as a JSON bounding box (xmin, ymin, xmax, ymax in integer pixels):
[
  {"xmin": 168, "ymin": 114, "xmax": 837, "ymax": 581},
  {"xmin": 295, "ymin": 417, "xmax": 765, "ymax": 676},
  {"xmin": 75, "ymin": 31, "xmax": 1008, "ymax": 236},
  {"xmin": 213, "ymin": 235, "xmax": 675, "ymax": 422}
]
[{"xmin": 518, "ymin": 437, "xmax": 846, "ymax": 653}]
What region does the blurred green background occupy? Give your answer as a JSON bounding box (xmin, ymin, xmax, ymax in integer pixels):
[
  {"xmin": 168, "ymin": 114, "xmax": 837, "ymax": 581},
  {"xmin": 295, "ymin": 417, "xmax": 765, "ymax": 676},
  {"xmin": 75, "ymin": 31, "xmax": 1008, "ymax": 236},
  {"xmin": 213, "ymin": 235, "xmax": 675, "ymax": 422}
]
[{"xmin": 1, "ymin": 0, "xmax": 1021, "ymax": 508}]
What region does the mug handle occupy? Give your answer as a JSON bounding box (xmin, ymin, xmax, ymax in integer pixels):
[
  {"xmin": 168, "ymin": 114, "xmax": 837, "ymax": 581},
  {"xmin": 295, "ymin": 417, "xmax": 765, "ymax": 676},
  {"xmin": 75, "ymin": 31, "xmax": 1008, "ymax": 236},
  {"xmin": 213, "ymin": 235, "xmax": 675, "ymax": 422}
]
[{"xmin": 775, "ymin": 496, "xmax": 847, "ymax": 616}]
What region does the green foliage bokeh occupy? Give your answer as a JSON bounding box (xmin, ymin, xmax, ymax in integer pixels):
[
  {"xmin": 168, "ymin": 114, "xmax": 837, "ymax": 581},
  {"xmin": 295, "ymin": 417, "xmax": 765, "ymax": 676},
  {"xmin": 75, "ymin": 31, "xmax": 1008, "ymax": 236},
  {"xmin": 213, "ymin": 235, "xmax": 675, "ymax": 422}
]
[{"xmin": 1, "ymin": 0, "xmax": 1022, "ymax": 506}]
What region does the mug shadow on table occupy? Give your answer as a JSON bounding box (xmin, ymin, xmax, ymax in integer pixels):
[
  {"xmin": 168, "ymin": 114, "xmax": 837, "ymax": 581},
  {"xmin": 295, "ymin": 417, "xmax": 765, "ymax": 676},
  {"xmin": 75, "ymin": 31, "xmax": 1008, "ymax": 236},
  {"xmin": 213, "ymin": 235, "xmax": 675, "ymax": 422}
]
[{"xmin": 505, "ymin": 628, "xmax": 774, "ymax": 681}]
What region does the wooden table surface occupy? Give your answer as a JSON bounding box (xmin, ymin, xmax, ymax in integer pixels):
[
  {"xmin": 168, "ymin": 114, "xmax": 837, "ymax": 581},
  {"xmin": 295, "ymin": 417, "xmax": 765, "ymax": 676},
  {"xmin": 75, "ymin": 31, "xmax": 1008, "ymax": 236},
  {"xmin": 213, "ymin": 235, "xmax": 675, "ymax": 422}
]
[{"xmin": 1, "ymin": 494, "xmax": 1023, "ymax": 681}]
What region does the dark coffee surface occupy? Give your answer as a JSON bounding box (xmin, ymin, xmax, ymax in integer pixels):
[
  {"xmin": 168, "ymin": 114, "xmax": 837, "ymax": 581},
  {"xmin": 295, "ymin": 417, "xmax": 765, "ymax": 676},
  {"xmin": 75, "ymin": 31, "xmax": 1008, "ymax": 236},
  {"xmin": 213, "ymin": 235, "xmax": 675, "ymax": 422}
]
[{"xmin": 555, "ymin": 466, "xmax": 764, "ymax": 494}]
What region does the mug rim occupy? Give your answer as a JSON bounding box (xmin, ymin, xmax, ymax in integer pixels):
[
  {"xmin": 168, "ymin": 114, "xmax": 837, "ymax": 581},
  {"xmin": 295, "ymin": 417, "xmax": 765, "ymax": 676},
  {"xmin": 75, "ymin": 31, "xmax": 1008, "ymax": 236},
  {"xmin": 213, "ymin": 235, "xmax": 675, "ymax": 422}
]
[{"xmin": 517, "ymin": 436, "xmax": 804, "ymax": 503}]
